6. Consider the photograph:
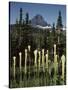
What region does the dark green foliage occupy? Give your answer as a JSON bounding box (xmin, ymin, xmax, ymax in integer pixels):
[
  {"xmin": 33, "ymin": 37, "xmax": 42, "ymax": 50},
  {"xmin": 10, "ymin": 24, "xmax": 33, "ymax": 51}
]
[
  {"xmin": 19, "ymin": 8, "xmax": 23, "ymax": 24},
  {"xmin": 10, "ymin": 23, "xmax": 66, "ymax": 60},
  {"xmin": 25, "ymin": 13, "xmax": 29, "ymax": 25},
  {"xmin": 56, "ymin": 11, "xmax": 63, "ymax": 29}
]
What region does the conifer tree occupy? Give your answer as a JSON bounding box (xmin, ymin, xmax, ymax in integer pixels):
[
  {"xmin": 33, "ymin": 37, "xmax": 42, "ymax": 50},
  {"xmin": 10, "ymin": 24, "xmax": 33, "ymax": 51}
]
[
  {"xmin": 25, "ymin": 12, "xmax": 29, "ymax": 24},
  {"xmin": 52, "ymin": 23, "xmax": 55, "ymax": 31},
  {"xmin": 56, "ymin": 11, "xmax": 63, "ymax": 29},
  {"xmin": 52, "ymin": 23, "xmax": 55, "ymax": 36},
  {"xmin": 19, "ymin": 8, "xmax": 23, "ymax": 25}
]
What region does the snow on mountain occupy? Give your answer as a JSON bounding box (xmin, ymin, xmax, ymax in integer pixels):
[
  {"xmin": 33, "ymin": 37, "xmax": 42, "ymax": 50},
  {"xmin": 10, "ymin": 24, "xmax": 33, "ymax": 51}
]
[{"xmin": 35, "ymin": 25, "xmax": 52, "ymax": 29}]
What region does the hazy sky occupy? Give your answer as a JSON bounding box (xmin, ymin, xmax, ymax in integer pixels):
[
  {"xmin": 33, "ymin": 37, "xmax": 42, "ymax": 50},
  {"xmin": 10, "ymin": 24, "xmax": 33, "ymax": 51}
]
[{"xmin": 9, "ymin": 2, "xmax": 66, "ymax": 27}]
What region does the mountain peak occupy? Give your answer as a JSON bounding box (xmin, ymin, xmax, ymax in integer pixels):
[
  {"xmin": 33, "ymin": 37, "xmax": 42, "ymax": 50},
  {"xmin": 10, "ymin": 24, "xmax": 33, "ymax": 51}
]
[
  {"xmin": 34, "ymin": 14, "xmax": 43, "ymax": 19},
  {"xmin": 31, "ymin": 14, "xmax": 50, "ymax": 27}
]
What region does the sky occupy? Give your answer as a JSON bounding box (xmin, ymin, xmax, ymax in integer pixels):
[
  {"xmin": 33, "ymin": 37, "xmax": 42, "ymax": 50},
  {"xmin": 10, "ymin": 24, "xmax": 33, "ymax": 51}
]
[{"xmin": 9, "ymin": 2, "xmax": 66, "ymax": 27}]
